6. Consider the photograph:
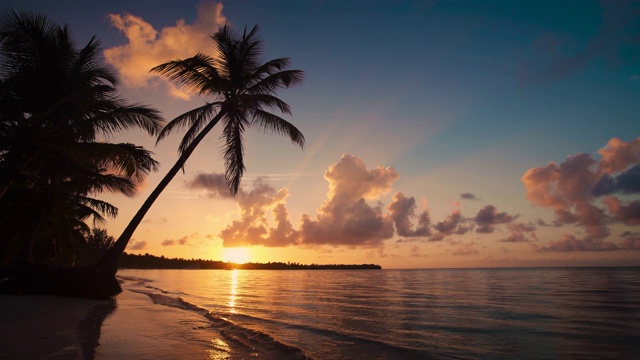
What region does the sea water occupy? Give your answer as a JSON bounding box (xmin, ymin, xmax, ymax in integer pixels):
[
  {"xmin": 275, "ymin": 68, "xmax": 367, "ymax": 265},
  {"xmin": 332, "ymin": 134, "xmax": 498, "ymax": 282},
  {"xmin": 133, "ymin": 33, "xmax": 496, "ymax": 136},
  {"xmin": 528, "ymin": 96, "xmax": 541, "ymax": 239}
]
[{"xmin": 104, "ymin": 268, "xmax": 640, "ymax": 359}]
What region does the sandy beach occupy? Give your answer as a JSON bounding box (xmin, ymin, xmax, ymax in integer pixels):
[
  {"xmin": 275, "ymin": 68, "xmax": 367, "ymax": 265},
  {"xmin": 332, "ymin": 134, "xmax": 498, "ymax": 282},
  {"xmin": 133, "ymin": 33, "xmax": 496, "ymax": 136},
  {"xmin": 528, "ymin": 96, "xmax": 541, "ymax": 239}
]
[
  {"xmin": 0, "ymin": 281, "xmax": 231, "ymax": 360},
  {"xmin": 0, "ymin": 293, "xmax": 112, "ymax": 359}
]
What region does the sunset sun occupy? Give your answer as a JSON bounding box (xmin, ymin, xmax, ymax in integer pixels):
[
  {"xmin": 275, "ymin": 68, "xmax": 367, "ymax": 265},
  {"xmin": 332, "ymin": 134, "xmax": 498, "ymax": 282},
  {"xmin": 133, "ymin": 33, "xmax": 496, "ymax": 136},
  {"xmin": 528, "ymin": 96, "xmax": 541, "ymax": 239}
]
[{"xmin": 222, "ymin": 247, "xmax": 251, "ymax": 264}]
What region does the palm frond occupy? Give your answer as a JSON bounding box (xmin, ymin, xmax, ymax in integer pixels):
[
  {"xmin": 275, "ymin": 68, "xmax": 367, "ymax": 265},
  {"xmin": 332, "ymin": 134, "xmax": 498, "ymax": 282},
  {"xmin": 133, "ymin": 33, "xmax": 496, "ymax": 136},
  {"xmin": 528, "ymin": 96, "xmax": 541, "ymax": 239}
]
[
  {"xmin": 249, "ymin": 109, "xmax": 305, "ymax": 148},
  {"xmin": 239, "ymin": 93, "xmax": 292, "ymax": 115},
  {"xmin": 246, "ymin": 69, "xmax": 304, "ymax": 95},
  {"xmin": 150, "ymin": 54, "xmax": 222, "ymax": 96},
  {"xmin": 157, "ymin": 101, "xmax": 219, "ymax": 144}
]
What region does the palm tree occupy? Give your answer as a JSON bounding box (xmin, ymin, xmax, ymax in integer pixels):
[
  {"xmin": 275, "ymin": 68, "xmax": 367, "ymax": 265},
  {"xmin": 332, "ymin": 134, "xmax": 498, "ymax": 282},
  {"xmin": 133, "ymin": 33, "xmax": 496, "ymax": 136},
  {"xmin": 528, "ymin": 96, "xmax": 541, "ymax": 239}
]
[
  {"xmin": 0, "ymin": 10, "xmax": 164, "ymax": 265},
  {"xmin": 97, "ymin": 24, "xmax": 305, "ymax": 277}
]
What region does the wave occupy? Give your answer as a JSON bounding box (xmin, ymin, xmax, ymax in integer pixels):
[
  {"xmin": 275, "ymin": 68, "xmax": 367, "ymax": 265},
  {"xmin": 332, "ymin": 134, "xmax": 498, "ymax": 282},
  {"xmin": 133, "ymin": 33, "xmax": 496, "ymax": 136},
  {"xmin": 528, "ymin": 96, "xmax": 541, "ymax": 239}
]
[{"xmin": 120, "ymin": 275, "xmax": 311, "ymax": 359}]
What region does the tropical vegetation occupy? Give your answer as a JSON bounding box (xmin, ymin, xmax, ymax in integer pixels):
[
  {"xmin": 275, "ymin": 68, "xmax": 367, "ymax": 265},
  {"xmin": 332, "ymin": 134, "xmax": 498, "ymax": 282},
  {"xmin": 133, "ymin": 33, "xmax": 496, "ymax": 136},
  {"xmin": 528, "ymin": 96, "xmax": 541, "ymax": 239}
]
[{"xmin": 0, "ymin": 10, "xmax": 163, "ymax": 268}]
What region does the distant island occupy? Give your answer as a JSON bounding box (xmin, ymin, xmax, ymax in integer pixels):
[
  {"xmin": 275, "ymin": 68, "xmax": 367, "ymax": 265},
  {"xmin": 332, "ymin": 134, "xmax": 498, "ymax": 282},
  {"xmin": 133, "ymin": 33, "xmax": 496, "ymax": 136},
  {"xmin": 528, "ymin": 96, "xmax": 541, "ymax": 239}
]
[{"xmin": 119, "ymin": 253, "xmax": 382, "ymax": 270}]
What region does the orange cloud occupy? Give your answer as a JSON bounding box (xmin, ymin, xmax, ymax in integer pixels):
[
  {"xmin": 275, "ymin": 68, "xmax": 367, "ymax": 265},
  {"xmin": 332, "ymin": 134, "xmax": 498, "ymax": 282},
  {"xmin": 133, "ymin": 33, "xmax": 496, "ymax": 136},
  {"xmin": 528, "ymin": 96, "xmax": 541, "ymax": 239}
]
[
  {"xmin": 299, "ymin": 154, "xmax": 398, "ymax": 246},
  {"xmin": 219, "ymin": 178, "xmax": 298, "ymax": 247},
  {"xmin": 104, "ymin": 1, "xmax": 226, "ymax": 98},
  {"xmin": 598, "ymin": 137, "xmax": 640, "ymax": 174},
  {"xmin": 522, "ymin": 137, "xmax": 640, "ymax": 242}
]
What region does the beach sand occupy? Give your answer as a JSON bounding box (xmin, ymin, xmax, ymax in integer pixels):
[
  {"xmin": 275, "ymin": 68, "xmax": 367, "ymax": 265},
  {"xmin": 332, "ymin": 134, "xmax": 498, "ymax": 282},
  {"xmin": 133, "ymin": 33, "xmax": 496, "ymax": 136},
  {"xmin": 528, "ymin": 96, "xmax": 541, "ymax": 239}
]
[
  {"xmin": 0, "ymin": 293, "xmax": 111, "ymax": 359},
  {"xmin": 0, "ymin": 285, "xmax": 229, "ymax": 359}
]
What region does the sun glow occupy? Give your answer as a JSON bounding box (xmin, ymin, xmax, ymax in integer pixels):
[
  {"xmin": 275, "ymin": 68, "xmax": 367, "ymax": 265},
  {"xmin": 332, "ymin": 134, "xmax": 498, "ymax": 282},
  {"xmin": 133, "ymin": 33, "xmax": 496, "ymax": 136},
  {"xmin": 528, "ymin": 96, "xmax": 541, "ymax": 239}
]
[{"xmin": 222, "ymin": 247, "xmax": 251, "ymax": 264}]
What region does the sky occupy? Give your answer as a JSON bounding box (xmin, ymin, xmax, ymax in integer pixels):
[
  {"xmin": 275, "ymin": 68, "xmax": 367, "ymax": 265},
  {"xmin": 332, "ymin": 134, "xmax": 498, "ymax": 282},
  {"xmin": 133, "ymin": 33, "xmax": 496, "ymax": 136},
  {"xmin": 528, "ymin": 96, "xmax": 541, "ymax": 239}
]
[{"xmin": 5, "ymin": 0, "xmax": 640, "ymax": 268}]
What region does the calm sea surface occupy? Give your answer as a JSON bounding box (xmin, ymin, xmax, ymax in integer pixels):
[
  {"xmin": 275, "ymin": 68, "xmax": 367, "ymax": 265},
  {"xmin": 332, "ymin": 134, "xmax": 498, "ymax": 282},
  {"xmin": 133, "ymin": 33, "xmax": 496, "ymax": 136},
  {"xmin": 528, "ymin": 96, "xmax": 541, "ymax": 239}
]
[{"xmin": 116, "ymin": 267, "xmax": 640, "ymax": 359}]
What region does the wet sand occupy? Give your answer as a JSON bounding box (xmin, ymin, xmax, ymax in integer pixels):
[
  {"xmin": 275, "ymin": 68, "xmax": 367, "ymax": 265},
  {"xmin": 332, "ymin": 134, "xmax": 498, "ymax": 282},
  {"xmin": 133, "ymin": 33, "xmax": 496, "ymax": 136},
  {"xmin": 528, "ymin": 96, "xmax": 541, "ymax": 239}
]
[{"xmin": 0, "ymin": 287, "xmax": 226, "ymax": 359}]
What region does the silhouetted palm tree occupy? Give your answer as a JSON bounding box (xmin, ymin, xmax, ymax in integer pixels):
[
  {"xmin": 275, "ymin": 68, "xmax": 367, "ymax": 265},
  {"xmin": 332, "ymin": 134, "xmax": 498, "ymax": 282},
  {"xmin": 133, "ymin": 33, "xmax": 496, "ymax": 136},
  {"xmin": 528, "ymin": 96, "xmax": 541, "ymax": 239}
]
[
  {"xmin": 0, "ymin": 10, "xmax": 163, "ymax": 264},
  {"xmin": 98, "ymin": 24, "xmax": 305, "ymax": 276}
]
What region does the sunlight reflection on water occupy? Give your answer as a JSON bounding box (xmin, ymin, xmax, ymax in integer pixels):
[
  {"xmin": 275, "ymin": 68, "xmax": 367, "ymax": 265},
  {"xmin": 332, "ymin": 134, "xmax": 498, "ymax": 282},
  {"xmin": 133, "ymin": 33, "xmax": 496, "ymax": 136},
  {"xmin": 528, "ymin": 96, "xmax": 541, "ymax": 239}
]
[
  {"xmin": 121, "ymin": 268, "xmax": 640, "ymax": 359},
  {"xmin": 228, "ymin": 269, "xmax": 238, "ymax": 314}
]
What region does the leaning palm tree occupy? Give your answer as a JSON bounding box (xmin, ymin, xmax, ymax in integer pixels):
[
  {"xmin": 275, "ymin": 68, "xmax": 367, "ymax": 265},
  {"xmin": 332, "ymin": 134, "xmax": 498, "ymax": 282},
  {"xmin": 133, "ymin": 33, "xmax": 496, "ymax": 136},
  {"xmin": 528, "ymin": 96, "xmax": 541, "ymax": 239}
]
[{"xmin": 97, "ymin": 24, "xmax": 305, "ymax": 278}]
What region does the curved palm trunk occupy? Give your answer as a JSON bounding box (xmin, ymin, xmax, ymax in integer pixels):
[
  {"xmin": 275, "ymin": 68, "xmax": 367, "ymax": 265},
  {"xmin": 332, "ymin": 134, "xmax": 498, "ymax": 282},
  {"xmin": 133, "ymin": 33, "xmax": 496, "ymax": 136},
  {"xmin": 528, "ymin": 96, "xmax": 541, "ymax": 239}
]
[{"xmin": 97, "ymin": 113, "xmax": 224, "ymax": 276}]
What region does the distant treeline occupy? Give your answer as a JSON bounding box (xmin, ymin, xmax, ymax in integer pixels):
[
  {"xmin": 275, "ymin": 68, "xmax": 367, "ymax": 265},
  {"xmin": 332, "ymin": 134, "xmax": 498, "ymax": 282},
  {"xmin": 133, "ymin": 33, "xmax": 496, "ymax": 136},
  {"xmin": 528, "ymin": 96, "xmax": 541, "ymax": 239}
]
[{"xmin": 119, "ymin": 253, "xmax": 381, "ymax": 270}]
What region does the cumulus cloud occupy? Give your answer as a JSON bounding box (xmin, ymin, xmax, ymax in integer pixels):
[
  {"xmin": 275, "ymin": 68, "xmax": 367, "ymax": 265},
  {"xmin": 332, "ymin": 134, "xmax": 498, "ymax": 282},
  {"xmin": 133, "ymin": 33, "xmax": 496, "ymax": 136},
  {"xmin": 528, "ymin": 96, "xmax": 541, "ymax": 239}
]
[
  {"xmin": 522, "ymin": 137, "xmax": 640, "ymax": 244},
  {"xmin": 300, "ymin": 154, "xmax": 398, "ymax": 246},
  {"xmin": 602, "ymin": 197, "xmax": 640, "ymax": 225},
  {"xmin": 500, "ymin": 223, "xmax": 537, "ymax": 243},
  {"xmin": 429, "ymin": 208, "xmax": 473, "ymax": 241},
  {"xmin": 473, "ymin": 205, "xmax": 515, "ymax": 233},
  {"xmin": 104, "ymin": 0, "xmax": 226, "ymax": 98},
  {"xmin": 187, "ymin": 172, "xmax": 233, "ymax": 199},
  {"xmin": 219, "ymin": 178, "xmax": 298, "ymax": 247},
  {"xmin": 387, "ymin": 192, "xmax": 431, "ymax": 237},
  {"xmin": 128, "ymin": 240, "xmax": 147, "ymax": 251},
  {"xmin": 536, "ymin": 235, "xmax": 620, "ymax": 252},
  {"xmin": 597, "ymin": 137, "xmax": 640, "ymax": 175},
  {"xmin": 592, "ymin": 165, "xmax": 640, "ymax": 196}
]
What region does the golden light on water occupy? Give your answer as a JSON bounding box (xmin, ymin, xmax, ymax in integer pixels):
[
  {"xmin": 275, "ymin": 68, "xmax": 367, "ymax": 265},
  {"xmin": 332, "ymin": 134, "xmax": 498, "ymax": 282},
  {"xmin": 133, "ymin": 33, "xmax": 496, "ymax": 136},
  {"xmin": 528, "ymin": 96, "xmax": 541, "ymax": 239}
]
[
  {"xmin": 228, "ymin": 269, "xmax": 238, "ymax": 314},
  {"xmin": 222, "ymin": 247, "xmax": 251, "ymax": 264}
]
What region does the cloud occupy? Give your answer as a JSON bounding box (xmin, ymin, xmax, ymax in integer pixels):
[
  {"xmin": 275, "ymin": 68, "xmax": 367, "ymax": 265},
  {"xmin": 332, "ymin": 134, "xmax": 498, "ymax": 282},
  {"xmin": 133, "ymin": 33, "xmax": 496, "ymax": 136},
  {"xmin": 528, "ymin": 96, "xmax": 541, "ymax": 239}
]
[
  {"xmin": 299, "ymin": 154, "xmax": 397, "ymax": 247},
  {"xmin": 602, "ymin": 197, "xmax": 640, "ymax": 225},
  {"xmin": 597, "ymin": 137, "xmax": 640, "ymax": 174},
  {"xmin": 522, "ymin": 137, "xmax": 640, "ymax": 242},
  {"xmin": 128, "ymin": 240, "xmax": 147, "ymax": 250},
  {"xmin": 141, "ymin": 217, "xmax": 167, "ymax": 225},
  {"xmin": 219, "ymin": 178, "xmax": 297, "ymax": 247},
  {"xmin": 473, "ymin": 205, "xmax": 516, "ymax": 233},
  {"xmin": 460, "ymin": 192, "xmax": 479, "ymax": 200},
  {"xmin": 500, "ymin": 222, "xmax": 537, "ymax": 243},
  {"xmin": 104, "ymin": 0, "xmax": 226, "ymax": 98},
  {"xmin": 536, "ymin": 235, "xmax": 620, "ymax": 252},
  {"xmin": 387, "ymin": 192, "xmax": 431, "ymax": 237},
  {"xmin": 620, "ymin": 236, "xmax": 640, "ymax": 250},
  {"xmin": 429, "ymin": 207, "xmax": 473, "ymax": 241},
  {"xmin": 452, "ymin": 242, "xmax": 480, "ymax": 256},
  {"xmin": 161, "ymin": 235, "xmax": 192, "ymax": 246},
  {"xmin": 519, "ymin": 1, "xmax": 640, "ymax": 84},
  {"xmin": 187, "ymin": 172, "xmax": 233, "ymax": 199}
]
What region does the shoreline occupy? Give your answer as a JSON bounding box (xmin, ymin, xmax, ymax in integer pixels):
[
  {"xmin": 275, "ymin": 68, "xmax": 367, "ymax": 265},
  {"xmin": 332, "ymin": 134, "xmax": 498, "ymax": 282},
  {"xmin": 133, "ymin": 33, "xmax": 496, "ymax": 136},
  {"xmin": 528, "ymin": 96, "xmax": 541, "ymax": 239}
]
[{"xmin": 0, "ymin": 279, "xmax": 235, "ymax": 359}]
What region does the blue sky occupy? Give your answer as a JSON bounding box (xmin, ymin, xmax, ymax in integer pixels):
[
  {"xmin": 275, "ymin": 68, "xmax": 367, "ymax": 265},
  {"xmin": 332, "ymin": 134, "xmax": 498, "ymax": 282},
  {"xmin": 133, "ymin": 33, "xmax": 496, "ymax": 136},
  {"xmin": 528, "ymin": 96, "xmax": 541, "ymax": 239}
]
[{"xmin": 5, "ymin": 0, "xmax": 640, "ymax": 267}]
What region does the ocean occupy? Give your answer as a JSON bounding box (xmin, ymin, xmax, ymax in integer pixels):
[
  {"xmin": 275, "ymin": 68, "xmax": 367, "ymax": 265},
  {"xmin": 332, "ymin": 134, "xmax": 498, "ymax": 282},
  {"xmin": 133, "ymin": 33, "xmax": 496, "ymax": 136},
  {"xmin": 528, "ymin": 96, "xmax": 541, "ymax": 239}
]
[{"xmin": 104, "ymin": 267, "xmax": 640, "ymax": 359}]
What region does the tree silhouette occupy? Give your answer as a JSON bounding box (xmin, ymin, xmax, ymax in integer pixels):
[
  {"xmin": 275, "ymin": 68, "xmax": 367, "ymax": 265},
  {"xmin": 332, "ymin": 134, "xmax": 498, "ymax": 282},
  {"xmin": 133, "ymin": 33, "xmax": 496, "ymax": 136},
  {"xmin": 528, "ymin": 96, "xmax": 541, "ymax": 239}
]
[
  {"xmin": 0, "ymin": 10, "xmax": 163, "ymax": 265},
  {"xmin": 98, "ymin": 24, "xmax": 305, "ymax": 278}
]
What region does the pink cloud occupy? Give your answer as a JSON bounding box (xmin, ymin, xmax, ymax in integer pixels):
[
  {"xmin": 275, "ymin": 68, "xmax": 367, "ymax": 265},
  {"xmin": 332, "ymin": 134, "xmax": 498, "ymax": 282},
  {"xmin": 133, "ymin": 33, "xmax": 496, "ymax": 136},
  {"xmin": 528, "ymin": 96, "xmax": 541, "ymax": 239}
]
[
  {"xmin": 536, "ymin": 235, "xmax": 620, "ymax": 252},
  {"xmin": 598, "ymin": 137, "xmax": 640, "ymax": 174},
  {"xmin": 522, "ymin": 137, "xmax": 640, "ymax": 245},
  {"xmin": 500, "ymin": 222, "xmax": 537, "ymax": 243},
  {"xmin": 602, "ymin": 197, "xmax": 640, "ymax": 225},
  {"xmin": 300, "ymin": 155, "xmax": 398, "ymax": 247},
  {"xmin": 219, "ymin": 178, "xmax": 297, "ymax": 247},
  {"xmin": 104, "ymin": 1, "xmax": 226, "ymax": 98},
  {"xmin": 387, "ymin": 192, "xmax": 431, "ymax": 237},
  {"xmin": 429, "ymin": 207, "xmax": 472, "ymax": 241},
  {"xmin": 473, "ymin": 205, "xmax": 516, "ymax": 233}
]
